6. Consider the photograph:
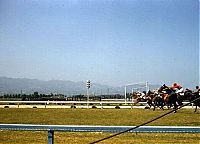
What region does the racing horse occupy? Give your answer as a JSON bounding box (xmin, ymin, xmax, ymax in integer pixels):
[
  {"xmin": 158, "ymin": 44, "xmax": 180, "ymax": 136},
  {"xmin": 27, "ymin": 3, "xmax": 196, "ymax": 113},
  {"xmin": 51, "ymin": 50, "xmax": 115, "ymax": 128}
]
[
  {"xmin": 145, "ymin": 90, "xmax": 164, "ymax": 110},
  {"xmin": 132, "ymin": 91, "xmax": 147, "ymax": 103},
  {"xmin": 158, "ymin": 84, "xmax": 178, "ymax": 112},
  {"xmin": 184, "ymin": 89, "xmax": 200, "ymax": 113},
  {"xmin": 152, "ymin": 92, "xmax": 165, "ymax": 111}
]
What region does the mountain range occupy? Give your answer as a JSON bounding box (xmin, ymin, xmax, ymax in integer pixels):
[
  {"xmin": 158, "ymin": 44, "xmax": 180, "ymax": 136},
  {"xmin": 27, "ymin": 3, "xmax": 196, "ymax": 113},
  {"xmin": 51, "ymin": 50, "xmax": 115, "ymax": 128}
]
[{"xmin": 0, "ymin": 77, "xmax": 160, "ymax": 95}]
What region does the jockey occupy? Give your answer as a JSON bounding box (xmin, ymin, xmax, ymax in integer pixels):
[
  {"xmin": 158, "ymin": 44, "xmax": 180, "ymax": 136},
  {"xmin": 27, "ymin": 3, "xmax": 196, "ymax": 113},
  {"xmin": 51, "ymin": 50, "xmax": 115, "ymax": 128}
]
[
  {"xmin": 193, "ymin": 86, "xmax": 200, "ymax": 96},
  {"xmin": 137, "ymin": 91, "xmax": 145, "ymax": 98},
  {"xmin": 171, "ymin": 82, "xmax": 184, "ymax": 94},
  {"xmin": 195, "ymin": 86, "xmax": 200, "ymax": 91}
]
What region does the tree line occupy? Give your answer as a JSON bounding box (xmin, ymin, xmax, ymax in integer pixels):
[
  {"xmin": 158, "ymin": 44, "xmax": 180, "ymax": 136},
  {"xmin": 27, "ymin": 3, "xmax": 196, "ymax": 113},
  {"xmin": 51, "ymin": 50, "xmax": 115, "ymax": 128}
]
[{"xmin": 0, "ymin": 92, "xmax": 132, "ymax": 101}]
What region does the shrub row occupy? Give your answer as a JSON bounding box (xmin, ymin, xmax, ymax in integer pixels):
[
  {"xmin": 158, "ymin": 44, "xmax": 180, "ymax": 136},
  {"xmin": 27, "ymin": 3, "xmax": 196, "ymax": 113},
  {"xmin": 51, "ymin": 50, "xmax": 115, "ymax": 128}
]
[{"xmin": 3, "ymin": 105, "xmax": 121, "ymax": 109}]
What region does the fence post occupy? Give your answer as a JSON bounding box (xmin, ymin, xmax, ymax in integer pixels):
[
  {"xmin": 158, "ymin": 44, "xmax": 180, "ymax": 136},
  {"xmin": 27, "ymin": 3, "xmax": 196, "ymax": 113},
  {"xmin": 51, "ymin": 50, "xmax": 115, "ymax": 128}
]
[
  {"xmin": 100, "ymin": 102, "xmax": 103, "ymax": 109},
  {"xmin": 48, "ymin": 130, "xmax": 54, "ymax": 144}
]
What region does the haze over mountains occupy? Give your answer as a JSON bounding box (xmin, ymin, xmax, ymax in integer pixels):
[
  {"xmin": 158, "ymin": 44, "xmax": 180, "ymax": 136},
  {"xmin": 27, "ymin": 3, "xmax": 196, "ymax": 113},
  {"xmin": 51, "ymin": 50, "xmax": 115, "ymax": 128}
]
[{"xmin": 0, "ymin": 77, "xmax": 160, "ymax": 95}]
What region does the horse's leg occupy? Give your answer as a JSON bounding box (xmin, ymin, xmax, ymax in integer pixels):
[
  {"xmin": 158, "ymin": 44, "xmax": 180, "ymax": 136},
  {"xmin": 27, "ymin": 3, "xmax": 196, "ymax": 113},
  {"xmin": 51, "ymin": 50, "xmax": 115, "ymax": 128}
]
[
  {"xmin": 173, "ymin": 100, "xmax": 178, "ymax": 113},
  {"xmin": 152, "ymin": 100, "xmax": 156, "ymax": 111},
  {"xmin": 177, "ymin": 95, "xmax": 182, "ymax": 106},
  {"xmin": 160, "ymin": 100, "xmax": 164, "ymax": 110},
  {"xmin": 177, "ymin": 97, "xmax": 183, "ymax": 106},
  {"xmin": 153, "ymin": 104, "xmax": 156, "ymax": 111},
  {"xmin": 161, "ymin": 105, "xmax": 164, "ymax": 110},
  {"xmin": 158, "ymin": 100, "xmax": 162, "ymax": 109},
  {"xmin": 167, "ymin": 97, "xmax": 172, "ymax": 109},
  {"xmin": 194, "ymin": 105, "xmax": 197, "ymax": 113},
  {"xmin": 163, "ymin": 101, "xmax": 168, "ymax": 109},
  {"xmin": 148, "ymin": 100, "xmax": 152, "ymax": 108},
  {"xmin": 168, "ymin": 101, "xmax": 172, "ymax": 109}
]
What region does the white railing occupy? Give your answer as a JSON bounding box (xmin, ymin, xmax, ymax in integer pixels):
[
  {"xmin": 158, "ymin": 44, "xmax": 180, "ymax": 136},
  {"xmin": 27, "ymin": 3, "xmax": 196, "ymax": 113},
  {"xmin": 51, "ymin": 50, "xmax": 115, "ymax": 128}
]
[{"xmin": 0, "ymin": 100, "xmax": 192, "ymax": 109}]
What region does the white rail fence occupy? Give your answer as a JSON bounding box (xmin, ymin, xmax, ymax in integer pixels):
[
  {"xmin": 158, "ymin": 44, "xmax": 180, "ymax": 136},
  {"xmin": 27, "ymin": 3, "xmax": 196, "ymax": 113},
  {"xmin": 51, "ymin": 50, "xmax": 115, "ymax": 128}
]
[{"xmin": 0, "ymin": 100, "xmax": 193, "ymax": 109}]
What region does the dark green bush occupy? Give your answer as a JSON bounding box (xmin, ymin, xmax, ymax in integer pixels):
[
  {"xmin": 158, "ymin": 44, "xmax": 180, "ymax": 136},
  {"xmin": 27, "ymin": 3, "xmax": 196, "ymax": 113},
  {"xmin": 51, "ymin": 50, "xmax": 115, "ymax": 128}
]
[
  {"xmin": 92, "ymin": 105, "xmax": 97, "ymax": 109},
  {"xmin": 115, "ymin": 106, "xmax": 120, "ymax": 109},
  {"xmin": 71, "ymin": 105, "xmax": 76, "ymax": 108}
]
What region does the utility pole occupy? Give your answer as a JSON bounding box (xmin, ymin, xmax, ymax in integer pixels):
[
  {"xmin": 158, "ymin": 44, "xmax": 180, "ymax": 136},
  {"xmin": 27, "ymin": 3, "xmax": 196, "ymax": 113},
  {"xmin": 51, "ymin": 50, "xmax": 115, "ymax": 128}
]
[
  {"xmin": 125, "ymin": 86, "xmax": 127, "ymax": 104},
  {"xmin": 86, "ymin": 80, "xmax": 91, "ymax": 108}
]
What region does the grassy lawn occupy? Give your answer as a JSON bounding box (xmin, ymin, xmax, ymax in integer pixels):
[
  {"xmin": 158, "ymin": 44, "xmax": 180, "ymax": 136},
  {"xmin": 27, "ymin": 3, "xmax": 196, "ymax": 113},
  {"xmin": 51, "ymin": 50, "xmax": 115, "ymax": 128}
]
[
  {"xmin": 0, "ymin": 131, "xmax": 199, "ymax": 144},
  {"xmin": 0, "ymin": 108, "xmax": 199, "ymax": 143}
]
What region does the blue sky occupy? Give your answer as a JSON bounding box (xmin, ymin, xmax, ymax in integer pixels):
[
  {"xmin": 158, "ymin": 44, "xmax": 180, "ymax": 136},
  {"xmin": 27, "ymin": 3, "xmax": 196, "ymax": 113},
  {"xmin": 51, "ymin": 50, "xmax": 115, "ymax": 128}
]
[{"xmin": 0, "ymin": 0, "xmax": 199, "ymax": 88}]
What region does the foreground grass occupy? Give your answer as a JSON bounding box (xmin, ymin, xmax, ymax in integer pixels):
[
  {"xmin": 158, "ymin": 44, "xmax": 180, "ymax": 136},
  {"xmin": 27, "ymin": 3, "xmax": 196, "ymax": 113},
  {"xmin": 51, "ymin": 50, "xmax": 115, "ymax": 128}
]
[
  {"xmin": 0, "ymin": 131, "xmax": 199, "ymax": 144},
  {"xmin": 0, "ymin": 108, "xmax": 199, "ymax": 143},
  {"xmin": 0, "ymin": 108, "xmax": 199, "ymax": 126}
]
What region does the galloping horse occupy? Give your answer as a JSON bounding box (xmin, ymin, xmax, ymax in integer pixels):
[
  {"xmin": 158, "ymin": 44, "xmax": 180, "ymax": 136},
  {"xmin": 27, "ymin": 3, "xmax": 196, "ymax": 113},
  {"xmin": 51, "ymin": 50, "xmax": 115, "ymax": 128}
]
[
  {"xmin": 158, "ymin": 84, "xmax": 178, "ymax": 112},
  {"xmin": 184, "ymin": 89, "xmax": 200, "ymax": 113},
  {"xmin": 144, "ymin": 90, "xmax": 164, "ymax": 110},
  {"xmin": 152, "ymin": 92, "xmax": 164, "ymax": 111},
  {"xmin": 132, "ymin": 91, "xmax": 147, "ymax": 103}
]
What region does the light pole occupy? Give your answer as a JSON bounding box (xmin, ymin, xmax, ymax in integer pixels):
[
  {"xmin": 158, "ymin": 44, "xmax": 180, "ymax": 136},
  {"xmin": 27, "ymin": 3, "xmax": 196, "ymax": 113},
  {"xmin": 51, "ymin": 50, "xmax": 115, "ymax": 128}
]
[
  {"xmin": 146, "ymin": 81, "xmax": 149, "ymax": 92},
  {"xmin": 125, "ymin": 86, "xmax": 127, "ymax": 104},
  {"xmin": 86, "ymin": 80, "xmax": 91, "ymax": 108}
]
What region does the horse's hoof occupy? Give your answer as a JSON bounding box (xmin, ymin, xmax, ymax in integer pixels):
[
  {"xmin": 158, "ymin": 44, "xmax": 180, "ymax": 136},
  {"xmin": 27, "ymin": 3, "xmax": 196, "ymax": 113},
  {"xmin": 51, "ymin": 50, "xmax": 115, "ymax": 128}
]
[{"xmin": 145, "ymin": 106, "xmax": 150, "ymax": 109}]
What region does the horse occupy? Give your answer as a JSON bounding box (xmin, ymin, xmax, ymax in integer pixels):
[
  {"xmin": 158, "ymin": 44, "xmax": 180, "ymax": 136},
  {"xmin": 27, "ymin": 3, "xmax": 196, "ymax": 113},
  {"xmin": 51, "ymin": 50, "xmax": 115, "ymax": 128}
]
[
  {"xmin": 144, "ymin": 90, "xmax": 154, "ymax": 108},
  {"xmin": 152, "ymin": 92, "xmax": 165, "ymax": 111},
  {"xmin": 158, "ymin": 84, "xmax": 178, "ymax": 112},
  {"xmin": 144, "ymin": 90, "xmax": 164, "ymax": 110},
  {"xmin": 184, "ymin": 89, "xmax": 200, "ymax": 113},
  {"xmin": 132, "ymin": 91, "xmax": 146, "ymax": 103}
]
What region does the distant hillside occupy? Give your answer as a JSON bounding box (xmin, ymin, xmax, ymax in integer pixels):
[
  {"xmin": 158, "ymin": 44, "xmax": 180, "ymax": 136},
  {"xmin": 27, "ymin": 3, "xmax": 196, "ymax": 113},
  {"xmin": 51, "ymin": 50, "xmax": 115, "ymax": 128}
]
[
  {"xmin": 0, "ymin": 77, "xmax": 160, "ymax": 95},
  {"xmin": 0, "ymin": 77, "xmax": 122, "ymax": 95}
]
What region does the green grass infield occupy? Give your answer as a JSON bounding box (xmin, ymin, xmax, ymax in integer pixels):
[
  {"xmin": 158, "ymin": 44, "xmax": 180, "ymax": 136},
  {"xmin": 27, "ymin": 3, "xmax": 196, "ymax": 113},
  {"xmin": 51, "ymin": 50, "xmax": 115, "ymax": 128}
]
[{"xmin": 0, "ymin": 108, "xmax": 199, "ymax": 144}]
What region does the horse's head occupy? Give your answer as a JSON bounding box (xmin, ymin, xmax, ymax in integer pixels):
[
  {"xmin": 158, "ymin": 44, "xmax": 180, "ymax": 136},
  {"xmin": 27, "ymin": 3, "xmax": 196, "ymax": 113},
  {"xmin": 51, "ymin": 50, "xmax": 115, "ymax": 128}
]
[
  {"xmin": 146, "ymin": 90, "xmax": 153, "ymax": 96},
  {"xmin": 132, "ymin": 92, "xmax": 138, "ymax": 99},
  {"xmin": 185, "ymin": 88, "xmax": 192, "ymax": 93}
]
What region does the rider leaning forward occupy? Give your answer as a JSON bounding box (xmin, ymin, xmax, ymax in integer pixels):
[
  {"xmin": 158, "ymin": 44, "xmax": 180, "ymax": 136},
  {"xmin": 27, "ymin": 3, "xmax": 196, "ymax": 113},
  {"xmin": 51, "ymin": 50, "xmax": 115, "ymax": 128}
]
[
  {"xmin": 193, "ymin": 85, "xmax": 200, "ymax": 95},
  {"xmin": 171, "ymin": 82, "xmax": 184, "ymax": 94}
]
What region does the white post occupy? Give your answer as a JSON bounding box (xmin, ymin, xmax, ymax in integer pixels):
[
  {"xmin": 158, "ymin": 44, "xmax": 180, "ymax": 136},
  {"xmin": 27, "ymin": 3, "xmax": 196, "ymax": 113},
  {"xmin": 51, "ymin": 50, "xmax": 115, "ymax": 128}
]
[
  {"xmin": 87, "ymin": 88, "xmax": 89, "ymax": 109},
  {"xmin": 146, "ymin": 81, "xmax": 149, "ymax": 92},
  {"xmin": 86, "ymin": 80, "xmax": 90, "ymax": 109},
  {"xmin": 125, "ymin": 86, "xmax": 127, "ymax": 105}
]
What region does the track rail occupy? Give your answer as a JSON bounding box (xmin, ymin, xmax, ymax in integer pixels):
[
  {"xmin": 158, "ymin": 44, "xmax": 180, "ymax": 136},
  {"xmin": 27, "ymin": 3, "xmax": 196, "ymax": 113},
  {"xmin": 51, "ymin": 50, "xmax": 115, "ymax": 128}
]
[
  {"xmin": 0, "ymin": 124, "xmax": 199, "ymax": 133},
  {"xmin": 1, "ymin": 124, "xmax": 199, "ymax": 144},
  {"xmin": 0, "ymin": 100, "xmax": 194, "ymax": 109},
  {"xmin": 0, "ymin": 100, "xmax": 191, "ymax": 104}
]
